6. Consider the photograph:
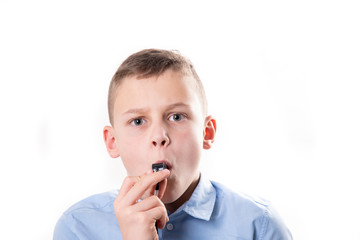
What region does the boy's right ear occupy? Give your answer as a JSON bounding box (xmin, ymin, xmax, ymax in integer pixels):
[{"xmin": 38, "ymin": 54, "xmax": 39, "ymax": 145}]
[{"xmin": 103, "ymin": 126, "xmax": 121, "ymax": 158}]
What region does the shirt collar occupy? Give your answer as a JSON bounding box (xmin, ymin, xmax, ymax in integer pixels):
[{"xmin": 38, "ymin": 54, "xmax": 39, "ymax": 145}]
[{"xmin": 171, "ymin": 174, "xmax": 216, "ymax": 221}]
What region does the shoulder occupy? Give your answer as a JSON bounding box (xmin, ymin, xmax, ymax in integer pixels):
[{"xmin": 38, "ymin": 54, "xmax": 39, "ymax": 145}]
[
  {"xmin": 54, "ymin": 190, "xmax": 121, "ymax": 240},
  {"xmin": 63, "ymin": 190, "xmax": 118, "ymax": 215},
  {"xmin": 210, "ymin": 181, "xmax": 292, "ymax": 240},
  {"xmin": 211, "ymin": 180, "xmax": 270, "ymax": 214}
]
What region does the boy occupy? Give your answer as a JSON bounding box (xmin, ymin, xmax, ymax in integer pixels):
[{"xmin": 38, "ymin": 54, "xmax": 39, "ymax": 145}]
[{"xmin": 54, "ymin": 49, "xmax": 292, "ymax": 239}]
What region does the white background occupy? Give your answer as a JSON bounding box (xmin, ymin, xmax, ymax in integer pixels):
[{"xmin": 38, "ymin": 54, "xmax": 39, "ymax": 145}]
[{"xmin": 1, "ymin": 1, "xmax": 359, "ymax": 239}]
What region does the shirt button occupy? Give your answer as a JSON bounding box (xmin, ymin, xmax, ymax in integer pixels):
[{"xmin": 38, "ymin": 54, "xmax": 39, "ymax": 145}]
[{"xmin": 166, "ymin": 223, "xmax": 174, "ymax": 231}]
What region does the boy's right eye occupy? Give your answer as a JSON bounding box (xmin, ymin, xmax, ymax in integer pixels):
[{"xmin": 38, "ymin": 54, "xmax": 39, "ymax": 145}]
[{"xmin": 130, "ymin": 118, "xmax": 145, "ymax": 126}]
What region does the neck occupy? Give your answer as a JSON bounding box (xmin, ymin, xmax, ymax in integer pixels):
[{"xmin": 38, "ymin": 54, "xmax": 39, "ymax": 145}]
[{"xmin": 165, "ymin": 172, "xmax": 201, "ymax": 213}]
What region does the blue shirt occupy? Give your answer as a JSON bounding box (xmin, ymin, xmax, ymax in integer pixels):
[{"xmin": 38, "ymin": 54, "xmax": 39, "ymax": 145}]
[{"xmin": 54, "ymin": 175, "xmax": 292, "ymax": 239}]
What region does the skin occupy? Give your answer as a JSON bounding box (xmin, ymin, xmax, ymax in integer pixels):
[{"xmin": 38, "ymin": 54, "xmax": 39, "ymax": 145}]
[{"xmin": 103, "ymin": 69, "xmax": 216, "ymax": 240}]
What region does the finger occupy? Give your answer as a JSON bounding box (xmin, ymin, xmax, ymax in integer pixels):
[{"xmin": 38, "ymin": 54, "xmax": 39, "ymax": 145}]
[
  {"xmin": 114, "ymin": 176, "xmax": 140, "ymax": 207},
  {"xmin": 132, "ymin": 195, "xmax": 164, "ymax": 212},
  {"xmin": 123, "ymin": 169, "xmax": 170, "ymax": 206},
  {"xmin": 144, "ymin": 206, "xmax": 169, "ymax": 229},
  {"xmin": 115, "ymin": 170, "xmax": 168, "ymax": 209},
  {"xmin": 116, "ymin": 169, "xmax": 153, "ymax": 200}
]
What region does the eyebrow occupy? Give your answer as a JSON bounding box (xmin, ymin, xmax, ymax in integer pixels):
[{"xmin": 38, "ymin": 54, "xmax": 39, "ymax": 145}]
[
  {"xmin": 122, "ymin": 107, "xmax": 148, "ymax": 115},
  {"xmin": 165, "ymin": 102, "xmax": 191, "ymax": 111},
  {"xmin": 122, "ymin": 102, "xmax": 191, "ymax": 115}
]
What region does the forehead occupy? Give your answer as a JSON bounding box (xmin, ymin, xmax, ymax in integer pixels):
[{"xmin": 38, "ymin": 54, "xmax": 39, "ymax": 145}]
[{"xmin": 113, "ymin": 70, "xmax": 202, "ymax": 115}]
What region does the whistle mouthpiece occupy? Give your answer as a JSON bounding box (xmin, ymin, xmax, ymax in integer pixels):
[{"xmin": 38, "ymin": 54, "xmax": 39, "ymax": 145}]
[
  {"xmin": 152, "ymin": 163, "xmax": 168, "ymax": 172},
  {"xmin": 152, "ymin": 163, "xmax": 168, "ymax": 197}
]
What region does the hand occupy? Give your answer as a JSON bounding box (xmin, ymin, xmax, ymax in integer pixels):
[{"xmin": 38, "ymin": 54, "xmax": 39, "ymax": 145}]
[{"xmin": 113, "ymin": 169, "xmax": 170, "ymax": 240}]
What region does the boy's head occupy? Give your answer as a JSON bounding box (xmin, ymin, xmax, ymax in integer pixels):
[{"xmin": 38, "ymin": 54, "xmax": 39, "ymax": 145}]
[
  {"xmin": 107, "ymin": 49, "xmax": 208, "ymax": 126},
  {"xmin": 103, "ymin": 49, "xmax": 216, "ymax": 207}
]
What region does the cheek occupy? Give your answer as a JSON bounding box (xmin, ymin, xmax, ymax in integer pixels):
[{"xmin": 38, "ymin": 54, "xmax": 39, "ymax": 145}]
[
  {"xmin": 117, "ymin": 135, "xmax": 149, "ymax": 175},
  {"xmin": 173, "ymin": 127, "xmax": 203, "ymax": 165}
]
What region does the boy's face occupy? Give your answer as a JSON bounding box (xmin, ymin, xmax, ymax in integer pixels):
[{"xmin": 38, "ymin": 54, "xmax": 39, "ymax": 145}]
[{"xmin": 104, "ymin": 70, "xmax": 215, "ymax": 203}]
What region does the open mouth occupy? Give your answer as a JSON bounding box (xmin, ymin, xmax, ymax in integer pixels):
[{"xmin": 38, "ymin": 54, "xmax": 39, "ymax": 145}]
[{"xmin": 153, "ymin": 160, "xmax": 172, "ymax": 171}]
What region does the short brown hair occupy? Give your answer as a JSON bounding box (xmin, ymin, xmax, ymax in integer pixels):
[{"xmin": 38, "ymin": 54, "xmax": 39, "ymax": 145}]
[{"xmin": 108, "ymin": 49, "xmax": 207, "ymax": 125}]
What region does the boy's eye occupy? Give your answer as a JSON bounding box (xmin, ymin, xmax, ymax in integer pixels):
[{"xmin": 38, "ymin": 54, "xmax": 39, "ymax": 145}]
[
  {"xmin": 169, "ymin": 113, "xmax": 185, "ymax": 122},
  {"xmin": 130, "ymin": 118, "xmax": 145, "ymax": 126}
]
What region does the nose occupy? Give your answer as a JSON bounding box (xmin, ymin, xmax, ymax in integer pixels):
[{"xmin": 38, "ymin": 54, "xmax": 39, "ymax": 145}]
[
  {"xmin": 151, "ymin": 125, "xmax": 170, "ymax": 148},
  {"xmin": 152, "ymin": 139, "xmax": 169, "ymax": 147}
]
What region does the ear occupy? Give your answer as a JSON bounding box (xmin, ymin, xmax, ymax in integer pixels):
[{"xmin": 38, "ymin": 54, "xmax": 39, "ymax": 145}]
[
  {"xmin": 203, "ymin": 115, "xmax": 217, "ymax": 150},
  {"xmin": 103, "ymin": 126, "xmax": 121, "ymax": 158}
]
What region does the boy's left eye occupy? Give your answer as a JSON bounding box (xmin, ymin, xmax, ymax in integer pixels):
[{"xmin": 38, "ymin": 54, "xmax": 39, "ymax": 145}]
[{"xmin": 168, "ymin": 113, "xmax": 185, "ymax": 122}]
